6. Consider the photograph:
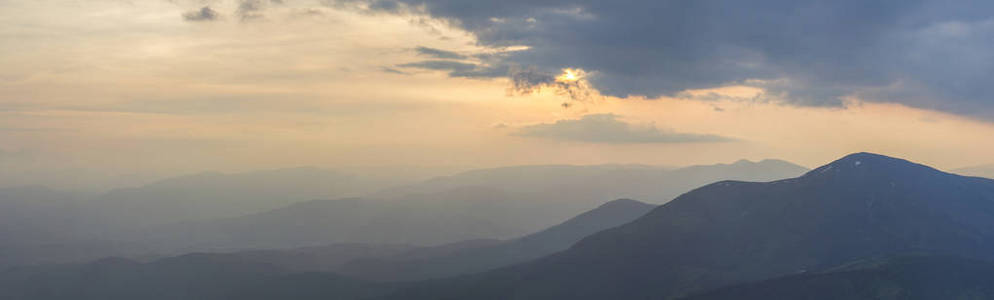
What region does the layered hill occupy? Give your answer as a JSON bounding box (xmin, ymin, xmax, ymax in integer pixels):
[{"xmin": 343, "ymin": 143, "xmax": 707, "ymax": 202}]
[
  {"xmin": 0, "ymin": 199, "xmax": 654, "ymax": 299},
  {"xmin": 89, "ymin": 167, "xmax": 393, "ymax": 227},
  {"xmin": 134, "ymin": 160, "xmax": 804, "ymax": 251},
  {"xmin": 337, "ymin": 199, "xmax": 655, "ymax": 281},
  {"xmin": 385, "ymin": 153, "xmax": 994, "ymax": 299}
]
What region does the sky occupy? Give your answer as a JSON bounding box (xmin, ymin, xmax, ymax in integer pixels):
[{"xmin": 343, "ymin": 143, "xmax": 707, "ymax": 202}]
[{"xmin": 2, "ymin": 0, "xmax": 994, "ymax": 190}]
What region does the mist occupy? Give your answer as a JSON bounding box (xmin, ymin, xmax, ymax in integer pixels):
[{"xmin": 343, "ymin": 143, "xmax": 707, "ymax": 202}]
[{"xmin": 4, "ymin": 1, "xmax": 994, "ymax": 299}]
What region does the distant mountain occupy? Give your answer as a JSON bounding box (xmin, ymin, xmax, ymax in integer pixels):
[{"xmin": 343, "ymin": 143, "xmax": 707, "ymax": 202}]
[
  {"xmin": 140, "ymin": 190, "xmax": 525, "ymax": 250},
  {"xmin": 88, "ymin": 167, "xmax": 396, "ymax": 227},
  {"xmin": 0, "ymin": 186, "xmax": 150, "ymax": 268},
  {"xmin": 0, "ymin": 168, "xmax": 404, "ymax": 267},
  {"xmin": 62, "ymin": 198, "xmax": 647, "ymax": 283},
  {"xmin": 680, "ymin": 256, "xmax": 994, "ymax": 300},
  {"xmin": 380, "ymin": 160, "xmax": 808, "ymax": 206},
  {"xmin": 338, "ymin": 199, "xmax": 655, "ymax": 281},
  {"xmin": 369, "ymin": 160, "xmax": 807, "ymax": 240},
  {"xmin": 0, "ymin": 199, "xmax": 655, "ymax": 300},
  {"xmin": 384, "ymin": 153, "xmax": 994, "ymax": 299},
  {"xmin": 954, "ymin": 164, "xmax": 994, "ymax": 179},
  {"xmin": 195, "ymin": 243, "xmax": 420, "ymax": 272},
  {"xmin": 0, "ymin": 186, "xmax": 79, "ymax": 243},
  {"xmin": 131, "ymin": 160, "xmax": 805, "ymax": 251},
  {"xmin": 153, "ymin": 240, "xmax": 501, "ymax": 274},
  {"xmin": 0, "ymin": 159, "xmax": 808, "ymax": 265}
]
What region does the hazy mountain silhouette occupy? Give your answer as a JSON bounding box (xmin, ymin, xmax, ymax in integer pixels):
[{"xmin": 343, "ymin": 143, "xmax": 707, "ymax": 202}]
[
  {"xmin": 0, "ymin": 186, "xmax": 151, "ymax": 268},
  {"xmin": 955, "ymin": 164, "xmax": 994, "ymax": 180},
  {"xmin": 148, "ymin": 240, "xmax": 502, "ymax": 274},
  {"xmin": 38, "ymin": 197, "xmax": 645, "ymax": 289},
  {"xmin": 0, "ymin": 186, "xmax": 80, "ymax": 243},
  {"xmin": 141, "ymin": 189, "xmax": 524, "ymax": 250},
  {"xmin": 144, "ymin": 160, "xmax": 803, "ymax": 250},
  {"xmin": 680, "ymin": 256, "xmax": 994, "ymax": 300},
  {"xmin": 88, "ymin": 167, "xmax": 393, "ymax": 227},
  {"xmin": 383, "ymin": 153, "xmax": 994, "ymax": 299},
  {"xmin": 338, "ymin": 198, "xmax": 655, "ymax": 281},
  {"xmin": 380, "ymin": 160, "xmax": 807, "ymax": 207},
  {"xmin": 0, "ymin": 160, "xmax": 807, "ymax": 267},
  {"xmin": 0, "ymin": 198, "xmax": 654, "ymax": 300},
  {"xmin": 0, "ymin": 168, "xmax": 403, "ymax": 267},
  {"xmin": 190, "ymin": 243, "xmax": 421, "ymax": 272},
  {"xmin": 385, "ymin": 159, "xmax": 807, "ymax": 235}
]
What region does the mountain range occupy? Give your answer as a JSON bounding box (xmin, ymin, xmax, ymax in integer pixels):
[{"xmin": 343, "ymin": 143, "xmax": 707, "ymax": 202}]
[
  {"xmin": 5, "ymin": 153, "xmax": 994, "ymax": 299},
  {"xmin": 0, "ymin": 197, "xmax": 656, "ymax": 300},
  {"xmin": 87, "ymin": 167, "xmax": 395, "ymax": 227},
  {"xmin": 116, "ymin": 160, "xmax": 806, "ymax": 252},
  {"xmin": 336, "ymin": 198, "xmax": 655, "ymax": 281},
  {"xmin": 381, "ymin": 153, "xmax": 994, "ymax": 299}
]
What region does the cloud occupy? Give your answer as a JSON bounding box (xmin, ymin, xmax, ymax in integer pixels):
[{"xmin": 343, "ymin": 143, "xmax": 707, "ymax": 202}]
[
  {"xmin": 182, "ymin": 6, "xmax": 220, "ymax": 22},
  {"xmin": 330, "ymin": 0, "xmax": 994, "ymax": 120},
  {"xmin": 506, "ymin": 65, "xmax": 554, "ymax": 94},
  {"xmin": 237, "ymin": 0, "xmax": 266, "ymax": 20},
  {"xmin": 237, "ymin": 0, "xmax": 284, "ymax": 21},
  {"xmin": 397, "ymin": 60, "xmax": 476, "ymax": 72},
  {"xmin": 398, "ymin": 60, "xmax": 476, "ymax": 72},
  {"xmin": 512, "ymin": 114, "xmax": 734, "ymax": 144},
  {"xmin": 380, "ymin": 67, "xmax": 410, "ymax": 75},
  {"xmin": 415, "ymin": 46, "xmax": 466, "ymax": 59},
  {"xmin": 395, "ymin": 60, "xmax": 508, "ymax": 79},
  {"xmin": 396, "ymin": 57, "xmax": 599, "ymax": 105},
  {"xmin": 51, "ymin": 96, "xmax": 432, "ymax": 116}
]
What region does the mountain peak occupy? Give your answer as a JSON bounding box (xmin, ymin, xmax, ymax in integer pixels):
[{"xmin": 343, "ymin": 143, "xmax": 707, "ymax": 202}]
[
  {"xmin": 837, "ymin": 152, "xmax": 902, "ymax": 163},
  {"xmin": 597, "ymin": 198, "xmax": 649, "ymax": 209},
  {"xmin": 732, "ymin": 159, "xmax": 754, "ymax": 165},
  {"xmin": 803, "ymin": 152, "xmax": 944, "ymax": 180}
]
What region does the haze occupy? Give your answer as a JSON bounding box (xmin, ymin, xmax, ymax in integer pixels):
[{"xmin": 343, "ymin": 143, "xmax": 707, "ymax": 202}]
[{"xmin": 8, "ymin": 1, "xmax": 994, "ymax": 300}]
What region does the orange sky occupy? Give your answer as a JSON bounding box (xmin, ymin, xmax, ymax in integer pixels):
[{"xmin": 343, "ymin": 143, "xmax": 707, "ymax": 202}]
[{"xmin": 1, "ymin": 0, "xmax": 993, "ymax": 189}]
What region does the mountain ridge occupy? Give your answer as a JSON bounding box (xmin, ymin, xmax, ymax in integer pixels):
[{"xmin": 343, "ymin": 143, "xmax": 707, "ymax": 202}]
[
  {"xmin": 381, "ymin": 152, "xmax": 994, "ymax": 299},
  {"xmin": 337, "ymin": 198, "xmax": 655, "ymax": 281}
]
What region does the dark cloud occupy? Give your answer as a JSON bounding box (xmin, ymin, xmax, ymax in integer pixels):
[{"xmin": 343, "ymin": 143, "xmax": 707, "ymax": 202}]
[
  {"xmin": 506, "ymin": 65, "xmax": 554, "ymax": 94},
  {"xmin": 182, "ymin": 6, "xmax": 220, "ymax": 22},
  {"xmin": 415, "ymin": 46, "xmax": 466, "ymax": 59},
  {"xmin": 237, "ymin": 0, "xmax": 284, "ymax": 21},
  {"xmin": 380, "ymin": 67, "xmax": 410, "ymax": 75},
  {"xmin": 332, "ymin": 0, "xmax": 994, "ymax": 120},
  {"xmin": 395, "ymin": 60, "xmax": 508, "ymax": 79},
  {"xmin": 512, "ymin": 114, "xmax": 734, "ymax": 144},
  {"xmin": 294, "ymin": 8, "xmax": 327, "ymax": 16},
  {"xmin": 237, "ymin": 0, "xmax": 265, "ymax": 20},
  {"xmin": 397, "ymin": 60, "xmax": 477, "ymax": 72},
  {"xmin": 397, "ymin": 55, "xmax": 598, "ymax": 104}
]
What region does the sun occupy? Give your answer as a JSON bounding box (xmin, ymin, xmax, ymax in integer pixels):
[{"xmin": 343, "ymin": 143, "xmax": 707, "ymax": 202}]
[{"xmin": 555, "ymin": 68, "xmax": 584, "ymax": 83}]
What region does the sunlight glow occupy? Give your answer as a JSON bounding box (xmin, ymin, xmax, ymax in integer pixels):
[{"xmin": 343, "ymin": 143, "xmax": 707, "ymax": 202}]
[{"xmin": 555, "ymin": 68, "xmax": 584, "ymax": 83}]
